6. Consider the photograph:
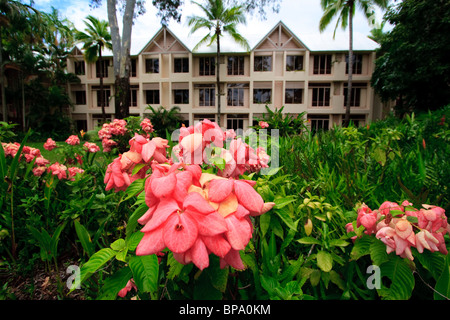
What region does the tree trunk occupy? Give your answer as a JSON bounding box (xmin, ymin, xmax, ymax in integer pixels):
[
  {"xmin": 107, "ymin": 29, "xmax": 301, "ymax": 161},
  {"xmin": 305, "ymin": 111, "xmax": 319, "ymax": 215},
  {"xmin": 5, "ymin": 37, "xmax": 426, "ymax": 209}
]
[
  {"xmin": 99, "ymin": 45, "xmax": 106, "ymax": 123},
  {"xmin": 344, "ymin": 1, "xmax": 354, "ymax": 128},
  {"xmin": 216, "ymin": 24, "xmax": 221, "ymax": 127},
  {"xmin": 0, "ymin": 32, "xmax": 7, "ymax": 122},
  {"xmin": 107, "ymin": 0, "xmax": 135, "ymax": 120}
]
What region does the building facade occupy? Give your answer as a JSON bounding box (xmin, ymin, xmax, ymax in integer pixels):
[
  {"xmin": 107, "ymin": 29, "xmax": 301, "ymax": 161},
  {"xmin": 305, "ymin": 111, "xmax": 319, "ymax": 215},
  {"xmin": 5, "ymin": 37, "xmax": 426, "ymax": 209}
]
[{"xmin": 67, "ymin": 21, "xmax": 384, "ymax": 132}]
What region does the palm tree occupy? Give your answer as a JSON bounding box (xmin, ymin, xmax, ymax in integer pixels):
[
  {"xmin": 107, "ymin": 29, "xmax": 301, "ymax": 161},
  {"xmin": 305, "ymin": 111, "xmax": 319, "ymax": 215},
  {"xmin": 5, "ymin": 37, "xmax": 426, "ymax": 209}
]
[
  {"xmin": 319, "ymin": 0, "xmax": 388, "ymax": 127},
  {"xmin": 187, "ymin": 0, "xmax": 250, "ymax": 126},
  {"xmin": 75, "ymin": 15, "xmax": 112, "ymax": 122}
]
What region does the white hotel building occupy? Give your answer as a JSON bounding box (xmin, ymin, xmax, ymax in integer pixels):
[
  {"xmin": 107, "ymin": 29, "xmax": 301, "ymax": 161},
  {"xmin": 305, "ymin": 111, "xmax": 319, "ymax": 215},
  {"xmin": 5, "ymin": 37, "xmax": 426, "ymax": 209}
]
[{"xmin": 67, "ymin": 21, "xmax": 386, "ymax": 132}]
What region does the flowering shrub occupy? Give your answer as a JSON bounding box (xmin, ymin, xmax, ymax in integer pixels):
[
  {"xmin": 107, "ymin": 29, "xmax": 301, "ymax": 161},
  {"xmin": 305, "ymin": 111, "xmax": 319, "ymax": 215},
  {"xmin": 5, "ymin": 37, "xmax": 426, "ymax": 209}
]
[
  {"xmin": 346, "ymin": 201, "xmax": 449, "ymax": 260},
  {"xmin": 101, "ymin": 119, "xmax": 274, "ymax": 272}
]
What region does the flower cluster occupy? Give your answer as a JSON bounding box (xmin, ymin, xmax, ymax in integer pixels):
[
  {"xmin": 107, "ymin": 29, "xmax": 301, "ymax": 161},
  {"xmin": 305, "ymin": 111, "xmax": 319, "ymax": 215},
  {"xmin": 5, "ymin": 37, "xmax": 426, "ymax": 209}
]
[
  {"xmin": 83, "ymin": 142, "xmax": 100, "ymax": 153},
  {"xmin": 135, "ymin": 163, "xmax": 275, "ymax": 270},
  {"xmin": 104, "ymin": 133, "xmax": 169, "ymax": 192},
  {"xmin": 174, "ymin": 119, "xmax": 270, "ymax": 178},
  {"xmin": 140, "ymin": 118, "xmax": 154, "ymax": 135},
  {"xmin": 43, "ymin": 138, "xmax": 57, "ymax": 151},
  {"xmin": 346, "ymin": 201, "xmax": 449, "ymax": 260},
  {"xmin": 98, "ymin": 119, "xmax": 128, "ymax": 152},
  {"xmin": 65, "ymin": 135, "xmax": 80, "ymax": 146},
  {"xmin": 102, "ymin": 118, "xmax": 274, "ymax": 271}
]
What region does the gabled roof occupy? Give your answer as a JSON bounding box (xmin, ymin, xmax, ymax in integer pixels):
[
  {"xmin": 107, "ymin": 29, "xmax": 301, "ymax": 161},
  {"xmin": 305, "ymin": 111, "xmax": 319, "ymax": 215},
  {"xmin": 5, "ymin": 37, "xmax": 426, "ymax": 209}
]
[
  {"xmin": 252, "ymin": 21, "xmax": 310, "ymax": 51},
  {"xmin": 138, "ymin": 26, "xmax": 190, "ymax": 55}
]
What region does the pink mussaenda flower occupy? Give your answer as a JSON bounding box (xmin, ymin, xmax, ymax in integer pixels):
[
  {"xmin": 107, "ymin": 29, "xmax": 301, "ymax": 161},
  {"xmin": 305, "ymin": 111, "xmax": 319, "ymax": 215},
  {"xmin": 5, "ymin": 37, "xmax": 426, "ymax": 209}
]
[
  {"xmin": 44, "ymin": 138, "xmax": 57, "ymax": 151},
  {"xmin": 33, "ymin": 166, "xmax": 47, "ymax": 177},
  {"xmin": 68, "ymin": 167, "xmax": 85, "ymax": 180},
  {"xmin": 348, "ymin": 200, "xmax": 448, "ymax": 261},
  {"xmin": 34, "ymin": 156, "xmax": 50, "ymax": 167},
  {"xmin": 102, "ymin": 138, "xmax": 117, "ymax": 152},
  {"xmin": 140, "ymin": 118, "xmax": 154, "ymax": 134},
  {"xmin": 259, "ymin": 121, "xmax": 269, "ymax": 129},
  {"xmin": 65, "ymin": 135, "xmax": 80, "ymax": 146},
  {"xmin": 83, "ymin": 141, "xmax": 100, "ymax": 153},
  {"xmin": 47, "ymin": 162, "xmax": 68, "ymax": 180},
  {"xmin": 2, "ymin": 142, "xmax": 20, "ymax": 157},
  {"xmin": 136, "ymin": 166, "xmax": 274, "ymax": 271},
  {"xmin": 118, "ymin": 279, "xmax": 137, "ymax": 298}
]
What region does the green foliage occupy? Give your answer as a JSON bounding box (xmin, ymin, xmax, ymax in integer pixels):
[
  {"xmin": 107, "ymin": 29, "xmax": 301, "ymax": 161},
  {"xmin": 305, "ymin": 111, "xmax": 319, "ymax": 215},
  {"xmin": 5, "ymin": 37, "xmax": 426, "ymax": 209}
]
[
  {"xmin": 145, "ymin": 105, "xmax": 183, "ymax": 136},
  {"xmin": 253, "ymin": 105, "xmax": 307, "ymax": 137},
  {"xmin": 372, "ymin": 0, "xmax": 450, "ymax": 115}
]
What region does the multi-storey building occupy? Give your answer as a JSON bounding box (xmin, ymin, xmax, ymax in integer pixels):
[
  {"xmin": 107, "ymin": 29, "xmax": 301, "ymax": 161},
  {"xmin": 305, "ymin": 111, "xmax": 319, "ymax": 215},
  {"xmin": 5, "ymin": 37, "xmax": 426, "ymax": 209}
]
[{"xmin": 67, "ymin": 21, "xmax": 385, "ymax": 132}]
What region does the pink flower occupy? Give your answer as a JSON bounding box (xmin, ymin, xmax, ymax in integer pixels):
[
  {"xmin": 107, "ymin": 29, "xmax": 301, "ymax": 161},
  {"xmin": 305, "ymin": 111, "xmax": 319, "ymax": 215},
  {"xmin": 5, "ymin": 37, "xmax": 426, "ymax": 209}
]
[
  {"xmin": 356, "ymin": 203, "xmax": 379, "ymax": 235},
  {"xmin": 136, "ymin": 167, "xmax": 273, "ymax": 271},
  {"xmin": 68, "ymin": 167, "xmax": 84, "ymax": 180},
  {"xmin": 83, "ymin": 142, "xmax": 100, "ymax": 153},
  {"xmin": 2, "ymin": 142, "xmax": 20, "ymax": 157},
  {"xmin": 376, "ymin": 218, "xmax": 415, "ymax": 261},
  {"xmin": 44, "ymin": 138, "xmax": 57, "ymax": 151},
  {"xmin": 65, "ymin": 135, "xmax": 80, "ymax": 146},
  {"xmin": 102, "ymin": 138, "xmax": 117, "ymax": 152},
  {"xmin": 33, "ymin": 166, "xmax": 47, "ymax": 177},
  {"xmin": 104, "ymin": 156, "xmax": 132, "ymax": 192},
  {"xmin": 140, "ymin": 118, "xmax": 154, "ymax": 134},
  {"xmin": 378, "ymin": 201, "xmax": 403, "ymax": 216},
  {"xmin": 47, "ymin": 162, "xmax": 67, "ymax": 180},
  {"xmin": 259, "ymin": 121, "xmax": 269, "ymax": 129},
  {"xmin": 118, "ymin": 279, "xmax": 137, "ymax": 298},
  {"xmin": 34, "ymin": 156, "xmax": 50, "ymax": 167}
]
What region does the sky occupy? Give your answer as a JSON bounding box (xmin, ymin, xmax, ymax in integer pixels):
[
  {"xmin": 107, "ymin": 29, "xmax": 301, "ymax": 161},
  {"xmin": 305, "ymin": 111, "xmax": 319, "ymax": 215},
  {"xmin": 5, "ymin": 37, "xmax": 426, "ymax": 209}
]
[{"xmin": 32, "ymin": 0, "xmax": 394, "ymax": 54}]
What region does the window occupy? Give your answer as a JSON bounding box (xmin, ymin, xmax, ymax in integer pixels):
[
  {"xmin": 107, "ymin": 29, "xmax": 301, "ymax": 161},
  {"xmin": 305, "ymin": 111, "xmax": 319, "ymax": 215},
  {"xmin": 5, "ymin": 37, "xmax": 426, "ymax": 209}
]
[
  {"xmin": 96, "ymin": 60, "xmax": 109, "ymax": 78},
  {"xmin": 313, "ymin": 54, "xmax": 332, "ymax": 74},
  {"xmin": 74, "ymin": 91, "xmax": 86, "ymax": 105},
  {"xmin": 228, "ymin": 88, "xmax": 244, "ymax": 107},
  {"xmin": 145, "ymin": 58, "xmax": 159, "ymax": 74},
  {"xmin": 310, "ymin": 83, "xmax": 331, "ymax": 107},
  {"xmin": 254, "ymin": 56, "xmax": 272, "ymax": 72},
  {"xmin": 285, "ymin": 88, "xmax": 303, "ymax": 104},
  {"xmin": 74, "ymin": 61, "xmax": 85, "ymax": 75},
  {"xmin": 227, "ymin": 114, "xmax": 248, "ymax": 131},
  {"xmin": 131, "ymin": 59, "xmax": 137, "ymax": 77},
  {"xmin": 95, "ymin": 88, "xmax": 111, "ymax": 107},
  {"xmin": 145, "ymin": 90, "xmax": 160, "ymax": 105},
  {"xmin": 253, "ymin": 89, "xmax": 272, "ymax": 104},
  {"xmin": 308, "ymin": 115, "xmax": 330, "ymax": 132},
  {"xmin": 194, "ymin": 114, "xmax": 216, "ymax": 124},
  {"xmin": 228, "ymin": 56, "xmax": 244, "ymax": 75},
  {"xmin": 286, "ymin": 55, "xmax": 303, "ymax": 71},
  {"xmin": 346, "ymin": 54, "xmax": 363, "ymax": 74},
  {"xmin": 129, "ymin": 85, "xmax": 138, "ymax": 107},
  {"xmin": 343, "ymin": 83, "xmax": 366, "ymax": 107},
  {"xmin": 199, "ymin": 57, "xmax": 215, "ymax": 76},
  {"xmin": 174, "ymin": 57, "xmax": 189, "ymax": 73},
  {"xmin": 199, "ymin": 87, "xmax": 215, "ymax": 107},
  {"xmin": 174, "ymin": 89, "xmax": 189, "ymax": 104}
]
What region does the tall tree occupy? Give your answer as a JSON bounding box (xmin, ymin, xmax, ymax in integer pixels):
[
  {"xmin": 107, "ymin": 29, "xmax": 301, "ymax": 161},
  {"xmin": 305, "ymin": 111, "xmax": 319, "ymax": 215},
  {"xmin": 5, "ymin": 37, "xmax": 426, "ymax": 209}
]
[
  {"xmin": 372, "ymin": 0, "xmax": 450, "ymax": 115},
  {"xmin": 0, "ymin": 0, "xmax": 39, "ymax": 122},
  {"xmin": 75, "ymin": 15, "xmax": 112, "ymax": 122},
  {"xmin": 319, "ymin": 0, "xmax": 388, "ymax": 127},
  {"xmin": 90, "ymin": 0, "xmax": 183, "ymax": 120},
  {"xmin": 187, "ymin": 0, "xmax": 250, "ymax": 126}
]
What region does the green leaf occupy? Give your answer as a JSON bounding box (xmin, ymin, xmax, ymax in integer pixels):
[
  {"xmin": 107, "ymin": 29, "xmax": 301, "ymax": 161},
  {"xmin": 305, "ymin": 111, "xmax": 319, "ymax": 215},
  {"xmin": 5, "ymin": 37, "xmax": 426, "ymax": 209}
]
[
  {"xmin": 110, "ymin": 239, "xmax": 126, "ymax": 251},
  {"xmin": 274, "ymin": 195, "xmax": 296, "ymax": 209},
  {"xmin": 127, "ymin": 231, "xmax": 144, "ymax": 252},
  {"xmin": 122, "ymin": 178, "xmax": 145, "ymax": 202},
  {"xmin": 317, "ymin": 251, "xmax": 333, "ymax": 272},
  {"xmin": 129, "ymin": 255, "xmax": 159, "ymax": 294},
  {"xmin": 329, "ymin": 239, "xmax": 349, "ymax": 247},
  {"xmin": 98, "ymin": 267, "xmax": 133, "ymax": 300},
  {"xmin": 379, "ymin": 257, "xmax": 415, "ymax": 300},
  {"xmin": 74, "ymin": 220, "xmax": 94, "ymax": 257},
  {"xmin": 274, "ymin": 207, "xmax": 298, "ymax": 231},
  {"xmin": 297, "ymin": 237, "xmax": 321, "ymax": 246},
  {"xmin": 370, "ymin": 238, "xmax": 389, "ymax": 266},
  {"xmin": 74, "ymin": 248, "xmax": 117, "ymax": 290},
  {"xmin": 434, "ymin": 254, "xmax": 450, "ymax": 300},
  {"xmin": 259, "ymin": 212, "xmax": 271, "ymax": 238},
  {"xmin": 126, "ymin": 203, "xmax": 148, "ymax": 238},
  {"xmin": 350, "ymin": 235, "xmax": 374, "ymax": 261},
  {"xmin": 309, "ymin": 269, "xmax": 321, "ymax": 287}
]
